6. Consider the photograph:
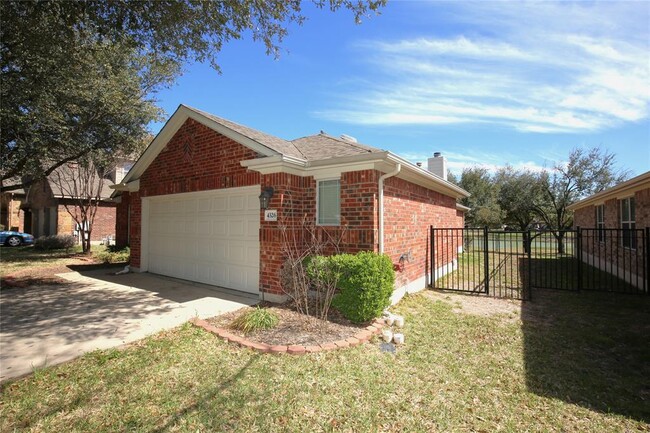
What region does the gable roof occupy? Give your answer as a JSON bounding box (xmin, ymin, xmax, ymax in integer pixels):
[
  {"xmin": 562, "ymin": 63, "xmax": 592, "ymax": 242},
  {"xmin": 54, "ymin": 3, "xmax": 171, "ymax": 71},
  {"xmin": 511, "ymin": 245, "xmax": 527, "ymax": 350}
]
[
  {"xmin": 48, "ymin": 163, "xmax": 114, "ymax": 200},
  {"xmin": 567, "ymin": 170, "xmax": 650, "ymax": 211},
  {"xmin": 187, "ymin": 106, "xmax": 306, "ymax": 159},
  {"xmin": 113, "ymin": 104, "xmax": 469, "ymax": 199}
]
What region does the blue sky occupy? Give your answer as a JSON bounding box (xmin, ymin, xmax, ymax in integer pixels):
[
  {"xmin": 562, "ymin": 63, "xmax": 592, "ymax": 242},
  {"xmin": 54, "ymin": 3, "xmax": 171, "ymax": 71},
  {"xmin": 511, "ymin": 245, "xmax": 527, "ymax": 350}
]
[{"xmin": 151, "ymin": 1, "xmax": 650, "ymax": 177}]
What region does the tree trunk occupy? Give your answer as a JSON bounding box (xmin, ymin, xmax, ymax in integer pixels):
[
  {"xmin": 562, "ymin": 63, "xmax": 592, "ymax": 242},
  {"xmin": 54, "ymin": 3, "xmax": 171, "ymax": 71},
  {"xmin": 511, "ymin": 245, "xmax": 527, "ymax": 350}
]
[
  {"xmin": 522, "ymin": 232, "xmax": 530, "ymax": 254},
  {"xmin": 555, "ymin": 231, "xmax": 565, "ymax": 254}
]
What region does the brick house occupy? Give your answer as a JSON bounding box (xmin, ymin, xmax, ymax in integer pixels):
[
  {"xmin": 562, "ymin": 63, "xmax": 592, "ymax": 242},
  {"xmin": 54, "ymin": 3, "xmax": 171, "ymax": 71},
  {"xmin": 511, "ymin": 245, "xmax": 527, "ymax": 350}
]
[
  {"xmin": 1, "ymin": 161, "xmax": 133, "ymax": 243},
  {"xmin": 112, "ymin": 105, "xmax": 469, "ymax": 302},
  {"xmin": 568, "ymin": 170, "xmax": 649, "ymax": 289}
]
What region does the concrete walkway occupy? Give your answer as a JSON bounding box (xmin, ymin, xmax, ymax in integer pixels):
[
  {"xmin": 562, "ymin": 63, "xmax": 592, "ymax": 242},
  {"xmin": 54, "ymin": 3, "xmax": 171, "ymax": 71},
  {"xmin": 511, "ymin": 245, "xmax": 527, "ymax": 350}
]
[{"xmin": 0, "ymin": 270, "xmax": 257, "ymax": 382}]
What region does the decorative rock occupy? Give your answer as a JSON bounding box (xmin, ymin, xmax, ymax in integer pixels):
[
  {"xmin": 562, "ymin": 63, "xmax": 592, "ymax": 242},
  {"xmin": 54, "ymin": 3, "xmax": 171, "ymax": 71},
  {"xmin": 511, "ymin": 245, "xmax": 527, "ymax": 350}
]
[
  {"xmin": 382, "ymin": 329, "xmax": 393, "ymax": 343},
  {"xmin": 394, "ymin": 315, "xmax": 405, "ymax": 328},
  {"xmin": 393, "ymin": 333, "xmax": 405, "ymax": 345}
]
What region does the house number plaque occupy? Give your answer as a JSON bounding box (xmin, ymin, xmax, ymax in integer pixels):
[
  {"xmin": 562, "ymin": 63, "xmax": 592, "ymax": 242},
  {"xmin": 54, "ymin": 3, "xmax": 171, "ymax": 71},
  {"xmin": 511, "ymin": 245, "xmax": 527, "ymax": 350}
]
[{"xmin": 264, "ymin": 209, "xmax": 278, "ymax": 222}]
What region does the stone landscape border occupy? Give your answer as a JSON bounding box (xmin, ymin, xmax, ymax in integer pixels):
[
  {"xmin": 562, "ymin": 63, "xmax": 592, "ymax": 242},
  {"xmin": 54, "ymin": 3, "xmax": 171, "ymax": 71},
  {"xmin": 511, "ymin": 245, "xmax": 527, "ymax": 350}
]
[{"xmin": 190, "ymin": 317, "xmax": 385, "ymax": 355}]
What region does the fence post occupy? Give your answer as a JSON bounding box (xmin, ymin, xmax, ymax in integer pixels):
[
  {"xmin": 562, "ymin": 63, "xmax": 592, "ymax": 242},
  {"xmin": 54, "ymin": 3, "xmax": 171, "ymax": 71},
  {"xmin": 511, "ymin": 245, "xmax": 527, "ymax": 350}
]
[
  {"xmin": 483, "ymin": 226, "xmax": 490, "ymax": 295},
  {"xmin": 643, "ymin": 227, "xmax": 650, "ymax": 295},
  {"xmin": 576, "ymin": 227, "xmax": 583, "ymax": 292},
  {"xmin": 526, "ymin": 230, "xmax": 532, "ymax": 301},
  {"xmin": 430, "ymin": 226, "xmax": 435, "ymax": 288}
]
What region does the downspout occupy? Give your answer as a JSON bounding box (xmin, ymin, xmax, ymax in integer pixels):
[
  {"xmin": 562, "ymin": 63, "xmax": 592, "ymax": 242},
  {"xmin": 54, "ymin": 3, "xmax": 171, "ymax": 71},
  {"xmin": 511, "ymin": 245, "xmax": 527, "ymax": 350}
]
[{"xmin": 378, "ymin": 163, "xmax": 401, "ymax": 254}]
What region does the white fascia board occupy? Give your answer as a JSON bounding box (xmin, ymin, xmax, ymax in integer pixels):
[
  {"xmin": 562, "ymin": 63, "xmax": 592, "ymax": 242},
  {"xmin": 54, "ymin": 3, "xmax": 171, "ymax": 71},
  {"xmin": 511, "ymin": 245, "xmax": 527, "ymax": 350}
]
[
  {"xmin": 119, "ymin": 105, "xmax": 279, "ymax": 187},
  {"xmin": 567, "ymin": 170, "xmax": 650, "ymax": 211},
  {"xmin": 109, "ymin": 179, "xmax": 140, "ymax": 192},
  {"xmin": 242, "ymin": 150, "xmax": 471, "ymax": 199},
  {"xmin": 385, "ymin": 153, "xmax": 470, "ymax": 199},
  {"xmin": 241, "ymin": 152, "xmax": 393, "ymax": 178}
]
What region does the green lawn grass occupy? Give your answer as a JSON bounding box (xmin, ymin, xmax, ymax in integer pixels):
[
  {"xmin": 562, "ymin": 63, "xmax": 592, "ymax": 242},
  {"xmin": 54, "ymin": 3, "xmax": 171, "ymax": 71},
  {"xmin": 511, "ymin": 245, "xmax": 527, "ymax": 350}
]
[
  {"xmin": 1, "ymin": 245, "xmax": 110, "ymax": 277},
  {"xmin": 1, "ymin": 290, "xmax": 647, "ymax": 432}
]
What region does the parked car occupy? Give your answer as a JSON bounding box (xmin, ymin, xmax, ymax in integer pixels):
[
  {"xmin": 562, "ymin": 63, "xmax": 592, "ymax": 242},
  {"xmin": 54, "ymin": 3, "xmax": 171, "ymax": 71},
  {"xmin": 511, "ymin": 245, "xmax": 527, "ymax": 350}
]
[{"xmin": 0, "ymin": 230, "xmax": 35, "ymax": 247}]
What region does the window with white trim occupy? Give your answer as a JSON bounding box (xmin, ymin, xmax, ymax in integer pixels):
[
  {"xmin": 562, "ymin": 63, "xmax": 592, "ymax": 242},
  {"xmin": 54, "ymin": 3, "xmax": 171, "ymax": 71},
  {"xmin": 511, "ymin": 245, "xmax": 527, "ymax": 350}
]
[
  {"xmin": 621, "ymin": 197, "xmax": 636, "ymax": 249},
  {"xmin": 317, "ymin": 179, "xmax": 340, "ymax": 226},
  {"xmin": 596, "ymin": 204, "xmax": 605, "ymax": 243}
]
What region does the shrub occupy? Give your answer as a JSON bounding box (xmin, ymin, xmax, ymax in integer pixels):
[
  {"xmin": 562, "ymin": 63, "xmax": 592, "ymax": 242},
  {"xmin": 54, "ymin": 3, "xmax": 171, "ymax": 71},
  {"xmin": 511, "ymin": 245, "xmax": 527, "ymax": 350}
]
[
  {"xmin": 94, "ymin": 245, "xmax": 130, "ymax": 263},
  {"xmin": 34, "ymin": 234, "xmax": 77, "ymax": 250},
  {"xmin": 230, "ymin": 307, "xmax": 279, "ymax": 334},
  {"xmin": 331, "ymin": 251, "xmax": 395, "ymax": 323},
  {"xmin": 305, "ymin": 254, "xmax": 342, "ymax": 315}
]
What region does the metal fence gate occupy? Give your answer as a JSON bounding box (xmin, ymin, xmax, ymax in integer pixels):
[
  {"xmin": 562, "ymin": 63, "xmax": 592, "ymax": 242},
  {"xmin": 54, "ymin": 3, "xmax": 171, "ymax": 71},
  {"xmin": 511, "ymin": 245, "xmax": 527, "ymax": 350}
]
[{"xmin": 430, "ymin": 227, "xmax": 649, "ymax": 300}]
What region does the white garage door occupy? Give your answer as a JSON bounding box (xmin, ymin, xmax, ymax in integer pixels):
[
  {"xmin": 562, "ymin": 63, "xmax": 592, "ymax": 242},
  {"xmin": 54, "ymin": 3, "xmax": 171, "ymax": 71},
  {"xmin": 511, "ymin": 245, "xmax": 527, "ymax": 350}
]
[{"xmin": 145, "ymin": 186, "xmax": 260, "ymax": 294}]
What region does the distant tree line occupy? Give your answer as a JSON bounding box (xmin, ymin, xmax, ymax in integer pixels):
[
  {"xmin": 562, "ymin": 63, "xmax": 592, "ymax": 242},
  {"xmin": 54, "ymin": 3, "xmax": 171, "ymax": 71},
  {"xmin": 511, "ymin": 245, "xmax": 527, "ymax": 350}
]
[{"xmin": 449, "ymin": 147, "xmax": 630, "ymax": 252}]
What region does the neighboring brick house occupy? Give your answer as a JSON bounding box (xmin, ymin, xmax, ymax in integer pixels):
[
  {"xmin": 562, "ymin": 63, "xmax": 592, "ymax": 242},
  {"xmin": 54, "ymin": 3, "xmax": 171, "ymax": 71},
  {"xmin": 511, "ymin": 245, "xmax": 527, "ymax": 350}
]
[
  {"xmin": 1, "ymin": 161, "xmax": 133, "ymax": 243},
  {"xmin": 112, "ymin": 105, "xmax": 469, "ymax": 303},
  {"xmin": 568, "ymin": 170, "xmax": 649, "ymax": 290},
  {"xmin": 0, "ymin": 182, "xmax": 26, "ymax": 232}
]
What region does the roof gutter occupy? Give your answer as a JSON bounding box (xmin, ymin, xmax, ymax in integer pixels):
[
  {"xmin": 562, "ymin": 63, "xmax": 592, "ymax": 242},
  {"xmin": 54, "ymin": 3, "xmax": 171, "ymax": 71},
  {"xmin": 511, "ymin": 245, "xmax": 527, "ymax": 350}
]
[{"xmin": 378, "ymin": 163, "xmax": 401, "ymax": 254}]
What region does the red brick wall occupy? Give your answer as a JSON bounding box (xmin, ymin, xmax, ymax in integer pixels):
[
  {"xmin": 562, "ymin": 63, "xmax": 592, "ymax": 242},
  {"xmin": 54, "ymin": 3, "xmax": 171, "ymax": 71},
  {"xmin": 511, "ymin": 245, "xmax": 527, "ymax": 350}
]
[
  {"xmin": 383, "ymin": 177, "xmax": 463, "ymax": 289},
  {"xmin": 1, "ymin": 194, "xmax": 25, "ymax": 232},
  {"xmin": 139, "ymin": 118, "xmax": 260, "ymax": 198},
  {"xmin": 56, "ymin": 201, "xmax": 116, "ymax": 241},
  {"xmin": 258, "ymin": 170, "xmax": 380, "ymax": 297},
  {"xmin": 115, "ymin": 192, "xmax": 131, "ymax": 247},
  {"xmin": 573, "ymin": 186, "xmax": 649, "ymax": 286},
  {"xmin": 124, "ymin": 118, "xmax": 261, "ymax": 270}
]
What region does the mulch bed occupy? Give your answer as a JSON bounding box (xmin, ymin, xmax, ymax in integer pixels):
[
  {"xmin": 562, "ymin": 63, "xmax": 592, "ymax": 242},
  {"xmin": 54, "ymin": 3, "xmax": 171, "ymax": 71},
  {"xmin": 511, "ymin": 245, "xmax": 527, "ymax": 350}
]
[{"xmin": 206, "ymin": 302, "xmax": 370, "ymax": 346}]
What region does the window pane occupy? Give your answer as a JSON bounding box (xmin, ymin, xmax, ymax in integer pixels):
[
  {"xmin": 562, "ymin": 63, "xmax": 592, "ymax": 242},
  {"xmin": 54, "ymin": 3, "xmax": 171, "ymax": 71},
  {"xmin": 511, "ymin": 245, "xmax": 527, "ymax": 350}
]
[
  {"xmin": 630, "ymin": 197, "xmax": 635, "ymax": 221},
  {"xmin": 318, "ymin": 180, "xmax": 340, "ymax": 225},
  {"xmin": 621, "ymin": 199, "xmax": 629, "ymax": 221}
]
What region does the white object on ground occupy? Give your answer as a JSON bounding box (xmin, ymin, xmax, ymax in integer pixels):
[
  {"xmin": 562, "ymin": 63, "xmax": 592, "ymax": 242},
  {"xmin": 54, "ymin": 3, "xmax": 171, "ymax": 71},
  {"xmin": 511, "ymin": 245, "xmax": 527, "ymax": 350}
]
[
  {"xmin": 385, "ymin": 315, "xmax": 395, "ymax": 326},
  {"xmin": 394, "ymin": 315, "xmax": 404, "ymax": 328},
  {"xmin": 393, "ymin": 333, "xmax": 405, "ymax": 344},
  {"xmin": 382, "ymin": 329, "xmax": 393, "ymax": 343},
  {"xmin": 115, "ymin": 265, "xmax": 130, "ymax": 275}
]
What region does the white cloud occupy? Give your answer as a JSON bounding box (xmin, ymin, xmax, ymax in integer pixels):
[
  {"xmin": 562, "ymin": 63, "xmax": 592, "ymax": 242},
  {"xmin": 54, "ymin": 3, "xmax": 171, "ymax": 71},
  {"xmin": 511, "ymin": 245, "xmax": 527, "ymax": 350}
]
[
  {"xmin": 316, "ymin": 1, "xmax": 650, "ymax": 134},
  {"xmin": 399, "ymin": 150, "xmax": 548, "ymax": 176}
]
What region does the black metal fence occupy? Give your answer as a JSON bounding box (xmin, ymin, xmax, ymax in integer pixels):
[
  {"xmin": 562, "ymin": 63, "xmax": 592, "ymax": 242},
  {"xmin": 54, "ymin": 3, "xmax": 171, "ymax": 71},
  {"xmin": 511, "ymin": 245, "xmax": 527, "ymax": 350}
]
[{"xmin": 430, "ymin": 227, "xmax": 649, "ymax": 300}]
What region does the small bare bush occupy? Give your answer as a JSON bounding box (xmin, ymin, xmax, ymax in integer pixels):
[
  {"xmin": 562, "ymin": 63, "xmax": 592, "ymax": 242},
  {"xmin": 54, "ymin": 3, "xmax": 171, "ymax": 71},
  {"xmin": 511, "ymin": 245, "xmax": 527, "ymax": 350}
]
[{"xmin": 280, "ymin": 215, "xmax": 346, "ymax": 320}]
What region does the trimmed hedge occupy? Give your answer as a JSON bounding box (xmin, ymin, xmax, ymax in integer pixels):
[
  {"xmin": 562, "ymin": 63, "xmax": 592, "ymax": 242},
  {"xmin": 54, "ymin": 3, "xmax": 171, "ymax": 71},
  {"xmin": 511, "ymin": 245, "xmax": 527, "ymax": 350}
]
[{"xmin": 331, "ymin": 251, "xmax": 395, "ymax": 323}]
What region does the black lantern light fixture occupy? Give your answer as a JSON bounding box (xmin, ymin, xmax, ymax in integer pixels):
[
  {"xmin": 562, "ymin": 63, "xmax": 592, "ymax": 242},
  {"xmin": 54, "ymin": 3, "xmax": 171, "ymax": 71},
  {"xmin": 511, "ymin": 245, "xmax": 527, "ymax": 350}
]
[{"xmin": 259, "ymin": 187, "xmax": 274, "ymax": 210}]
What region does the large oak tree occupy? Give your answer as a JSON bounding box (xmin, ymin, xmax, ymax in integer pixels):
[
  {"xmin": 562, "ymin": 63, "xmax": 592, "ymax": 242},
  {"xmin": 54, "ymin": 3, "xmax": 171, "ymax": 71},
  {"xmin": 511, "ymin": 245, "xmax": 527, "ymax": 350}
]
[{"xmin": 1, "ymin": 0, "xmax": 385, "ymax": 191}]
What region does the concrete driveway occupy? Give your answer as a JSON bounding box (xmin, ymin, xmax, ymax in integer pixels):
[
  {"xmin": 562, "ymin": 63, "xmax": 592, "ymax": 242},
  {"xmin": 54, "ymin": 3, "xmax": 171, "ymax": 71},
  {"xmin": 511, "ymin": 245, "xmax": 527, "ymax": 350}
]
[{"xmin": 0, "ymin": 269, "xmax": 257, "ymax": 382}]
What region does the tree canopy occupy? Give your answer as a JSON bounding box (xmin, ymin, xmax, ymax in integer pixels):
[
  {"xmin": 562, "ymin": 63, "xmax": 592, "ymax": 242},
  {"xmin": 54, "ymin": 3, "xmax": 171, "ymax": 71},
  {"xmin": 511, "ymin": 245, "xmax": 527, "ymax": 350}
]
[
  {"xmin": 458, "ymin": 166, "xmax": 503, "ymax": 228},
  {"xmin": 1, "ymin": 0, "xmax": 386, "ymax": 191},
  {"xmin": 454, "ymin": 147, "xmax": 629, "ymax": 237}
]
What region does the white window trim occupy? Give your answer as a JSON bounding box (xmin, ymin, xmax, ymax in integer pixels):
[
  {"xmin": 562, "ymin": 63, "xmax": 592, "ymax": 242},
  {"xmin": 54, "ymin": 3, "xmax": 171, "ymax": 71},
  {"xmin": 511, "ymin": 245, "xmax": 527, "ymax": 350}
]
[
  {"xmin": 316, "ymin": 177, "xmax": 341, "ymax": 226},
  {"xmin": 620, "ymin": 196, "xmax": 636, "ymax": 250},
  {"xmin": 595, "ymin": 203, "xmax": 605, "ymax": 243}
]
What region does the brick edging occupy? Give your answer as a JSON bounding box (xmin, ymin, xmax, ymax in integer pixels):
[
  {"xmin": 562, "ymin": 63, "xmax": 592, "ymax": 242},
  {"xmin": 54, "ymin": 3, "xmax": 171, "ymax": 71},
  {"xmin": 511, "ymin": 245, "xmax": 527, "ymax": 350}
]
[{"xmin": 190, "ymin": 317, "xmax": 384, "ymax": 355}]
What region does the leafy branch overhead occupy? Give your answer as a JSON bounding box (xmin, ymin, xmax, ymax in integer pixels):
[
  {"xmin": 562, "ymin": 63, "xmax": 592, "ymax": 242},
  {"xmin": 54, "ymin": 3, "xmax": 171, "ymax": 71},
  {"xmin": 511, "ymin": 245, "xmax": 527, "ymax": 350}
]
[{"xmin": 0, "ymin": 0, "xmax": 386, "ymax": 191}]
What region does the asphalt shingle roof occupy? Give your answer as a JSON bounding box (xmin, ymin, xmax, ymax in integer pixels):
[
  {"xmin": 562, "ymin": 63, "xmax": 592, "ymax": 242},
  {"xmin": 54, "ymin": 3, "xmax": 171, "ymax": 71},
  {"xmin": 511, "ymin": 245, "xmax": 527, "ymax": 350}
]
[
  {"xmin": 291, "ymin": 133, "xmax": 382, "ymax": 161},
  {"xmin": 186, "ymin": 106, "xmax": 307, "ymax": 159},
  {"xmin": 185, "ymin": 106, "xmax": 383, "ymax": 162}
]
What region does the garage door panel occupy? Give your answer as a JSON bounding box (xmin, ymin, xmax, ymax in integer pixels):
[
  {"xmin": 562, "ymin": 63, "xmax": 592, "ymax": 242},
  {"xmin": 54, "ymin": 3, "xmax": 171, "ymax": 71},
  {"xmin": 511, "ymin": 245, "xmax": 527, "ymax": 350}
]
[
  {"xmin": 213, "ymin": 196, "xmax": 227, "ymax": 212},
  {"xmin": 146, "ymin": 186, "xmax": 260, "ymax": 294},
  {"xmin": 213, "ymin": 220, "xmax": 227, "ymax": 236},
  {"xmin": 246, "ymin": 195, "xmax": 259, "ymax": 210},
  {"xmin": 229, "ymin": 220, "xmax": 244, "ymax": 237},
  {"xmin": 229, "ymin": 195, "xmax": 245, "ymax": 211}
]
